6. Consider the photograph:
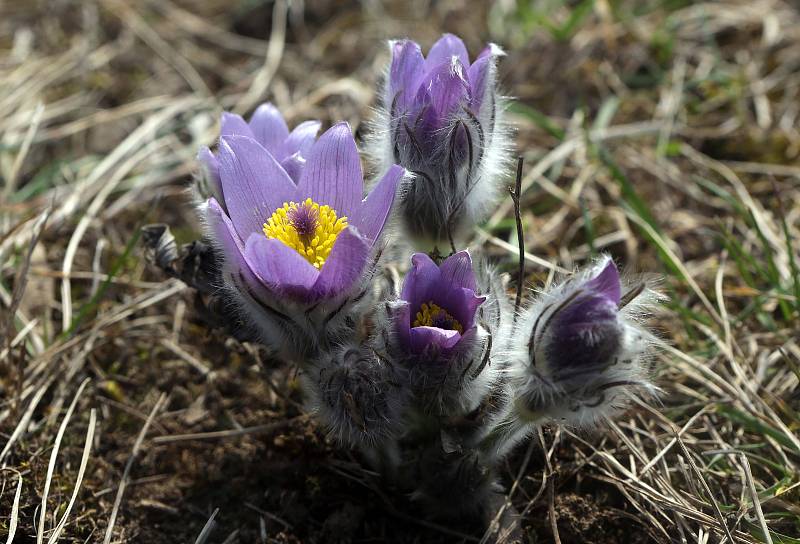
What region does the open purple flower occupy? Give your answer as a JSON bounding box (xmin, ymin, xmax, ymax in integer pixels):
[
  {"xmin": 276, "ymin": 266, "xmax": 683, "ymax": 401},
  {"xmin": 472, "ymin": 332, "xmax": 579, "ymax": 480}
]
[
  {"xmin": 205, "ymin": 121, "xmax": 405, "ymax": 303},
  {"xmin": 394, "ymin": 251, "xmax": 486, "ymax": 355},
  {"xmin": 376, "ymin": 34, "xmax": 506, "ymax": 244},
  {"xmin": 198, "ymin": 103, "xmax": 321, "ymax": 206}
]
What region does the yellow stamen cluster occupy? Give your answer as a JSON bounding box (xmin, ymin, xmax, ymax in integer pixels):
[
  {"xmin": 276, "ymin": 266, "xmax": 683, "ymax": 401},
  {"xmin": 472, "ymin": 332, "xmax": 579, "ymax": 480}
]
[
  {"xmin": 413, "ymin": 302, "xmax": 463, "ymax": 333},
  {"xmin": 263, "ymin": 197, "xmax": 348, "ymax": 269}
]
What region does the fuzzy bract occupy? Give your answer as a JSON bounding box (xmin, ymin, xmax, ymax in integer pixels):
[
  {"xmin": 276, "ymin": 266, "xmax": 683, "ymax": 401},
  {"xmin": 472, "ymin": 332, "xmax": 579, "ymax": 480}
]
[
  {"xmin": 303, "ymin": 343, "xmax": 408, "ymax": 451},
  {"xmin": 204, "ymin": 121, "xmax": 405, "ymax": 304}
]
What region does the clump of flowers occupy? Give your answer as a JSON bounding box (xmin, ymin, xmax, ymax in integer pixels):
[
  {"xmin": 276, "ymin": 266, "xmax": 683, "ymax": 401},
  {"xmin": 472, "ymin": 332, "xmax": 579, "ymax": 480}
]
[{"xmin": 150, "ymin": 33, "xmax": 661, "ymax": 527}]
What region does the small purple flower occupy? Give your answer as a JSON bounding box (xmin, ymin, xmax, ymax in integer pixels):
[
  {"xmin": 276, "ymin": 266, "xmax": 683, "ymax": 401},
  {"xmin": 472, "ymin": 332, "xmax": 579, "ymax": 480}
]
[
  {"xmin": 198, "ymin": 103, "xmax": 321, "ymax": 206},
  {"xmin": 394, "ymin": 251, "xmax": 486, "ymax": 355},
  {"xmin": 542, "ymin": 260, "xmax": 623, "ymax": 373},
  {"xmin": 204, "ymin": 121, "xmax": 405, "ymax": 303},
  {"xmin": 376, "ymin": 34, "xmax": 506, "ymax": 244}
]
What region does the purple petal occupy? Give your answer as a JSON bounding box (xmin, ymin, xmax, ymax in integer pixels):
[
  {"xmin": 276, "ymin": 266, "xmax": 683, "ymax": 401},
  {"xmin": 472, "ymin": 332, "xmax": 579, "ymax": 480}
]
[
  {"xmin": 280, "ymin": 154, "xmax": 305, "ymax": 184},
  {"xmin": 248, "ymin": 103, "xmax": 289, "ymax": 156},
  {"xmin": 296, "ymin": 122, "xmax": 363, "ymax": 219},
  {"xmin": 425, "ymin": 58, "xmax": 470, "ymax": 117},
  {"xmin": 312, "ymin": 227, "xmax": 371, "ymax": 298},
  {"xmin": 284, "ymin": 120, "xmax": 321, "ymax": 158},
  {"xmin": 407, "ymin": 86, "xmax": 440, "ymax": 139},
  {"xmin": 244, "ymin": 233, "xmax": 319, "ymax": 297},
  {"xmin": 390, "ymin": 40, "xmax": 425, "ymax": 108},
  {"xmin": 356, "ymin": 164, "xmax": 404, "ymax": 241},
  {"xmin": 401, "ymin": 253, "xmax": 442, "ymax": 315},
  {"xmin": 585, "ymin": 259, "xmax": 621, "ymax": 305},
  {"xmin": 197, "ymin": 146, "xmax": 223, "ymax": 204},
  {"xmin": 206, "ymin": 198, "xmax": 244, "ymax": 253},
  {"xmin": 436, "ymin": 287, "xmax": 485, "ymax": 331},
  {"xmin": 438, "ymin": 250, "xmax": 477, "ymax": 291},
  {"xmin": 221, "ymin": 112, "xmax": 255, "ymax": 140},
  {"xmin": 410, "ymin": 326, "xmax": 461, "ymax": 353},
  {"xmin": 425, "ymin": 34, "xmax": 469, "ymax": 71},
  {"xmin": 206, "ymin": 198, "xmax": 263, "ymax": 294},
  {"xmin": 218, "ymin": 135, "xmax": 297, "ymax": 241},
  {"xmin": 466, "ymin": 48, "xmax": 493, "ymax": 111}
]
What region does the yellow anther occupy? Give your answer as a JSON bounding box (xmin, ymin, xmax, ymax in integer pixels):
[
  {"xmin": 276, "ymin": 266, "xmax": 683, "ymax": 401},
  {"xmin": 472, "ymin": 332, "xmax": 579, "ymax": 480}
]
[
  {"xmin": 412, "ymin": 302, "xmax": 463, "ymax": 333},
  {"xmin": 263, "ymin": 199, "xmax": 348, "ymax": 269}
]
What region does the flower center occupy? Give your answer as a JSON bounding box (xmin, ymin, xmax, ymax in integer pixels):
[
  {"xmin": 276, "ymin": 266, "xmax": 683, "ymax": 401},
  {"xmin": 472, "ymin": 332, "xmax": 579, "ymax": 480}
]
[
  {"xmin": 263, "ymin": 198, "xmax": 348, "ymax": 269},
  {"xmin": 412, "ymin": 301, "xmax": 463, "ymax": 333}
]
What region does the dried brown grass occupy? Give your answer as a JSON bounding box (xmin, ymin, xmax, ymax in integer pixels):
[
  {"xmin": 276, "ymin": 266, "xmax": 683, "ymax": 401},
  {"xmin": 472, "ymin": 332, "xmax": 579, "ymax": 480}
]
[{"xmin": 1, "ymin": 0, "xmax": 799, "ymax": 542}]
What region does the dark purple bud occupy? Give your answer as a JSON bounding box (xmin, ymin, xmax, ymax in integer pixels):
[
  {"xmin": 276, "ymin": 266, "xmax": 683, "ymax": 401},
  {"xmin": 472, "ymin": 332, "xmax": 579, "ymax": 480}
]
[{"xmin": 541, "ymin": 260, "xmax": 623, "ymax": 372}]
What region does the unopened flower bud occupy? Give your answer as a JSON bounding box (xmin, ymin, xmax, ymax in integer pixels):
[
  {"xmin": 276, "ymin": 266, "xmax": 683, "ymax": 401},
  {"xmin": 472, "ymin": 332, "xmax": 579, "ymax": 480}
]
[
  {"xmin": 512, "ymin": 256, "xmax": 657, "ymax": 428},
  {"xmin": 368, "ymin": 34, "xmax": 509, "ymax": 248},
  {"xmin": 304, "ymin": 343, "xmax": 407, "ymax": 451}
]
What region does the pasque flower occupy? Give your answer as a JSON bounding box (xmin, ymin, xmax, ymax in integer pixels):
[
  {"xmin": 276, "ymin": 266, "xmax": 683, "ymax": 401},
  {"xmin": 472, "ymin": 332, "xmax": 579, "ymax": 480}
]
[
  {"xmin": 537, "ymin": 259, "xmax": 622, "ymax": 373},
  {"xmin": 509, "ymin": 256, "xmax": 656, "ymax": 429},
  {"xmin": 369, "ymin": 34, "xmax": 508, "ymax": 246},
  {"xmin": 393, "ymin": 251, "xmax": 486, "ymax": 355},
  {"xmin": 198, "ymin": 103, "xmax": 322, "ymax": 206},
  {"xmin": 204, "ymin": 121, "xmax": 405, "ymax": 304}
]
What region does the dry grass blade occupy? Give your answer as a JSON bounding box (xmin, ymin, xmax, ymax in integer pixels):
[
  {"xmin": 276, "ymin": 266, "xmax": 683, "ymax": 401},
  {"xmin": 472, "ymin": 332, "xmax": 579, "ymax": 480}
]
[
  {"xmin": 234, "ymin": 0, "xmax": 287, "ymax": 113},
  {"xmin": 36, "ymin": 377, "xmax": 90, "ymax": 544},
  {"xmin": 151, "ymin": 415, "xmax": 306, "ymax": 444},
  {"xmin": 46, "ymin": 408, "xmax": 97, "ymax": 544},
  {"xmin": 4, "ymin": 102, "xmax": 45, "ymax": 199},
  {"xmin": 674, "ymin": 432, "xmax": 735, "ymax": 543},
  {"xmin": 741, "ymin": 453, "xmax": 774, "ymax": 544},
  {"xmin": 193, "ymin": 508, "xmax": 220, "ymax": 544},
  {"xmin": 0, "ymin": 209, "xmax": 49, "ymax": 352},
  {"xmin": 103, "ymin": 394, "xmax": 167, "ymax": 544},
  {"xmin": 0, "ymin": 375, "xmax": 55, "ymax": 463},
  {"xmin": 3, "ymin": 470, "xmax": 23, "ymax": 544}
]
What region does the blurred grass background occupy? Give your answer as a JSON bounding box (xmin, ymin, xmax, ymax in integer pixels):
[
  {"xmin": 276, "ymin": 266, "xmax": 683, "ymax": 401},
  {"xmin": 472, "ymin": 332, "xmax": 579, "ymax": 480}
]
[{"xmin": 1, "ymin": 0, "xmax": 799, "ymax": 542}]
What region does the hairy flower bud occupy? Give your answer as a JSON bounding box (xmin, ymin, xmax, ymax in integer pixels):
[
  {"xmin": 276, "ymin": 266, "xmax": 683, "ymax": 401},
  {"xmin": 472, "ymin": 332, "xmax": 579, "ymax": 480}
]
[
  {"xmin": 303, "ymin": 343, "xmax": 408, "ymax": 453},
  {"xmin": 367, "ymin": 34, "xmax": 509, "ymax": 248},
  {"xmin": 511, "ymin": 256, "xmax": 657, "ymax": 428}
]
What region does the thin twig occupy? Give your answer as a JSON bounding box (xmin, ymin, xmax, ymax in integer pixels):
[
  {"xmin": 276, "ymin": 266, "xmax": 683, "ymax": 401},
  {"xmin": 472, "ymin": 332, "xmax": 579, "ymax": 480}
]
[{"xmin": 510, "ymin": 157, "xmax": 526, "ymax": 319}]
